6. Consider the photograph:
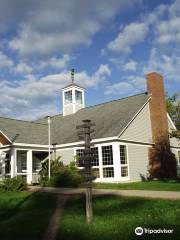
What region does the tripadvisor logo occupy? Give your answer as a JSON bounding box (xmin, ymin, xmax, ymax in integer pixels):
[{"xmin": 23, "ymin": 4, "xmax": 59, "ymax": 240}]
[
  {"xmin": 135, "ymin": 227, "xmax": 174, "ymax": 235},
  {"xmin": 135, "ymin": 227, "xmax": 143, "ymax": 236}
]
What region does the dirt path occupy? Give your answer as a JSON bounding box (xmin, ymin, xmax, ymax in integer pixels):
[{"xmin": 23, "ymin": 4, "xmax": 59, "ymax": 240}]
[
  {"xmin": 29, "ymin": 186, "xmax": 180, "ymax": 200},
  {"xmin": 43, "ymin": 195, "xmax": 69, "ymax": 240}
]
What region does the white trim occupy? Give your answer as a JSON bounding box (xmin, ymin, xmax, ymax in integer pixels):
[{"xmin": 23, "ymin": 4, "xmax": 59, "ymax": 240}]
[
  {"xmin": 118, "ymin": 97, "xmax": 151, "ymax": 138},
  {"xmin": 55, "ymin": 137, "xmax": 118, "ymax": 149},
  {"xmin": 12, "ymin": 143, "xmax": 52, "ymax": 148},
  {"xmin": 118, "ymin": 139, "xmax": 153, "ymax": 147},
  {"xmin": 0, "ymin": 130, "xmax": 12, "ymax": 143},
  {"xmin": 119, "ymin": 144, "xmax": 130, "ymax": 180},
  {"xmin": 167, "ymin": 113, "xmax": 177, "ymax": 130}
]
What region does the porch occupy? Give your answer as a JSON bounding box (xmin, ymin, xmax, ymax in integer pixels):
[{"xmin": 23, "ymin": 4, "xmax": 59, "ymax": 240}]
[{"xmin": 0, "ymin": 149, "xmax": 49, "ymax": 184}]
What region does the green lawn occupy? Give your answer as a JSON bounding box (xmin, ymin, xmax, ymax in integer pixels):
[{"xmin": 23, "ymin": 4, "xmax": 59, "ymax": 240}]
[
  {"xmin": 0, "ymin": 191, "xmax": 57, "ymax": 240},
  {"xmin": 93, "ymin": 180, "xmax": 180, "ymax": 191},
  {"xmin": 58, "ymin": 195, "xmax": 180, "ymax": 240}
]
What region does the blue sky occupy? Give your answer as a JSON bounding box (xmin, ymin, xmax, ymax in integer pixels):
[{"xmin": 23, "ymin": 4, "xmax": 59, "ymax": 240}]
[{"xmin": 0, "ymin": 0, "xmax": 179, "ymax": 120}]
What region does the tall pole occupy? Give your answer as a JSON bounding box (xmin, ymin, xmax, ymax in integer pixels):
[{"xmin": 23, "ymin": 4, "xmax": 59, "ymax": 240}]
[{"xmin": 48, "ymin": 116, "xmax": 51, "ymax": 179}]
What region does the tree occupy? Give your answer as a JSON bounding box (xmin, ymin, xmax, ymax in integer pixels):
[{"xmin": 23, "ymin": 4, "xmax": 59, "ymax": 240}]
[
  {"xmin": 166, "ymin": 92, "xmax": 180, "ymax": 142},
  {"xmin": 166, "ymin": 92, "xmax": 180, "ymax": 130},
  {"xmin": 148, "ymin": 137, "xmax": 177, "ymax": 179}
]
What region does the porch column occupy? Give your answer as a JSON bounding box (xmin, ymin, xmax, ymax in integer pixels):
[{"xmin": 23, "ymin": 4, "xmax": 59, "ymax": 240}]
[
  {"xmin": 11, "ymin": 148, "xmax": 17, "ymax": 178},
  {"xmin": 27, "ymin": 150, "xmax": 33, "ymax": 184},
  {"xmin": 112, "ymin": 142, "xmax": 121, "ymax": 181}
]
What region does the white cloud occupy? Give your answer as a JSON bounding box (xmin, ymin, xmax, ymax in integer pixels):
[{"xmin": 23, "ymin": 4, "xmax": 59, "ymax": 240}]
[
  {"xmin": 107, "ymin": 22, "xmax": 148, "ymax": 53},
  {"xmin": 0, "ymin": 64, "xmax": 111, "ymax": 120},
  {"xmin": 15, "ymin": 62, "xmax": 33, "ymax": 74},
  {"xmin": 156, "ymin": 17, "xmax": 180, "ymax": 44},
  {"xmin": 124, "ymin": 60, "xmax": 137, "ymax": 71},
  {"xmin": 38, "ymin": 54, "xmax": 70, "ymax": 70},
  {"xmin": 0, "ymin": 51, "xmax": 13, "ymax": 68},
  {"xmin": 105, "ymin": 81, "xmax": 134, "ymax": 95},
  {"xmin": 6, "ymin": 0, "xmax": 140, "ymax": 56},
  {"xmin": 143, "ymin": 48, "xmax": 180, "ymax": 83}
]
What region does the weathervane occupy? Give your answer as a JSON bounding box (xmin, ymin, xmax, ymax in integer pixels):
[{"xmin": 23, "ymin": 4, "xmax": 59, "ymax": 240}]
[{"xmin": 71, "ymin": 68, "xmax": 75, "ymax": 83}]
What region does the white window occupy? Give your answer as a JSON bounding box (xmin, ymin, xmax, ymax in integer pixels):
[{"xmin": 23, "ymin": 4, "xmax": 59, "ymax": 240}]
[
  {"xmin": 76, "ymin": 148, "xmax": 100, "ymax": 178},
  {"xmin": 5, "ymin": 153, "xmax": 11, "ymax": 174},
  {"xmin": 120, "ymin": 145, "xmax": 128, "ymax": 177},
  {"xmin": 17, "ymin": 151, "xmax": 27, "ymax": 173},
  {"xmin": 102, "ymin": 145, "xmax": 113, "ymax": 165},
  {"xmin": 102, "ymin": 145, "xmax": 114, "ymax": 178},
  {"xmin": 75, "ymin": 90, "xmax": 82, "ymax": 104},
  {"xmin": 103, "ymin": 167, "xmax": 114, "ymax": 178},
  {"xmin": 76, "ymin": 147, "xmax": 99, "ymax": 167},
  {"xmin": 76, "ymin": 149, "xmax": 85, "ymax": 167},
  {"xmin": 93, "ymin": 168, "xmax": 100, "ymax": 178},
  {"xmin": 64, "ymin": 90, "xmax": 72, "ymax": 104}
]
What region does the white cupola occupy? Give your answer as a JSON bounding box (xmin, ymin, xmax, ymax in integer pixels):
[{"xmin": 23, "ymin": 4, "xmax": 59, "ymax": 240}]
[{"xmin": 62, "ymin": 69, "xmax": 85, "ymax": 116}]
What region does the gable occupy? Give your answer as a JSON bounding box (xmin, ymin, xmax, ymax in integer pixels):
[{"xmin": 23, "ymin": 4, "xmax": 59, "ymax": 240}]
[
  {"xmin": 119, "ymin": 102, "xmax": 152, "ymax": 143},
  {"xmin": 0, "ymin": 132, "xmax": 11, "ymax": 145}
]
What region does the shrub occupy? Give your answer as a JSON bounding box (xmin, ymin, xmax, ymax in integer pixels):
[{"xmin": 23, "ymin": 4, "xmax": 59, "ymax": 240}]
[
  {"xmin": 39, "ymin": 160, "xmax": 84, "ymax": 187},
  {"xmin": 1, "ymin": 176, "xmax": 27, "ymax": 191},
  {"xmin": 48, "ymin": 167, "xmax": 84, "ymax": 187}
]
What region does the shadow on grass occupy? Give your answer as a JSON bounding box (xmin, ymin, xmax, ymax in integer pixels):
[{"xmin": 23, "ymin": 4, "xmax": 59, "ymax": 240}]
[
  {"xmin": 0, "ymin": 192, "xmax": 34, "ymax": 221},
  {"xmin": 0, "ymin": 192, "xmax": 57, "ymax": 240}
]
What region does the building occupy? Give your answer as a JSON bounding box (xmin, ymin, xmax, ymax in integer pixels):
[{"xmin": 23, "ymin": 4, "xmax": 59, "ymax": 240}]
[{"xmin": 0, "ymin": 72, "xmax": 179, "ymax": 184}]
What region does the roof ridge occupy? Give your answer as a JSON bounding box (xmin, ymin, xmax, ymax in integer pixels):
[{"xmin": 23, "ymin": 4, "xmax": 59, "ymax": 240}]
[
  {"xmin": 0, "ymin": 116, "xmax": 47, "ymax": 126},
  {"xmin": 79, "ymin": 92, "xmax": 148, "ymax": 111}
]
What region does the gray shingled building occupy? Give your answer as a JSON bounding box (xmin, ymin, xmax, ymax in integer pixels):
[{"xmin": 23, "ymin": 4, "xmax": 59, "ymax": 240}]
[{"xmin": 0, "ymin": 72, "xmax": 179, "ymax": 183}]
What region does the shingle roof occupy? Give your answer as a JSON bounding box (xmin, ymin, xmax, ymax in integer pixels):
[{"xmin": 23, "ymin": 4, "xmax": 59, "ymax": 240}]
[
  {"xmin": 0, "ymin": 118, "xmax": 48, "ymax": 144},
  {"xmin": 0, "ymin": 93, "xmax": 149, "ymax": 145}
]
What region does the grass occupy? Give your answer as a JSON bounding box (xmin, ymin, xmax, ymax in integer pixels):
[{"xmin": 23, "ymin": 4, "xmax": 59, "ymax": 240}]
[
  {"xmin": 93, "ymin": 180, "xmax": 180, "ymax": 191},
  {"xmin": 58, "ymin": 195, "xmax": 180, "ymax": 240},
  {"xmin": 0, "ymin": 191, "xmax": 57, "ymax": 240}
]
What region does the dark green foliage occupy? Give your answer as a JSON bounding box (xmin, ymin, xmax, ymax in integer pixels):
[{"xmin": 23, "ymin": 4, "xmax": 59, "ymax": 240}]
[
  {"xmin": 39, "ymin": 159, "xmax": 84, "ymax": 187},
  {"xmin": 1, "ymin": 176, "xmax": 27, "ymax": 191},
  {"xmin": 166, "ymin": 92, "xmax": 180, "ymax": 130},
  {"xmin": 148, "ymin": 138, "xmax": 177, "ymax": 179},
  {"xmin": 48, "ymin": 166, "xmax": 84, "ymax": 187}
]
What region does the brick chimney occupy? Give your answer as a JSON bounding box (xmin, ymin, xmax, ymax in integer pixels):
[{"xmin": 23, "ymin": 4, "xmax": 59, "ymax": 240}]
[{"xmin": 147, "ymin": 72, "xmax": 169, "ymax": 144}]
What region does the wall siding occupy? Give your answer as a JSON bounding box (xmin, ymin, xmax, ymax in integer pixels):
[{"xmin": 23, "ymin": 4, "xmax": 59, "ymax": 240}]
[
  {"xmin": 168, "ymin": 118, "xmax": 179, "ymax": 148},
  {"xmin": 120, "ymin": 103, "xmax": 152, "ymax": 143},
  {"xmin": 127, "ymin": 144, "xmax": 149, "ymax": 180},
  {"xmin": 56, "ymin": 148, "xmax": 74, "ymax": 165}
]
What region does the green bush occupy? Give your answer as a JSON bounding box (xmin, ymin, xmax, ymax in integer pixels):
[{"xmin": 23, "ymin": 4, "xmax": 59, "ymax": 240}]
[
  {"xmin": 1, "ymin": 176, "xmax": 27, "ymax": 191},
  {"xmin": 48, "ymin": 167, "xmax": 84, "ymax": 187},
  {"xmin": 40, "ymin": 160, "xmax": 84, "ymax": 188}
]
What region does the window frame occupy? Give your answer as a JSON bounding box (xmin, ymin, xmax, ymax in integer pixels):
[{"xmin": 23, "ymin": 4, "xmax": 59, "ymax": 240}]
[
  {"xmin": 64, "ymin": 90, "xmax": 72, "ymax": 104},
  {"xmin": 119, "ymin": 144, "xmax": 129, "ymax": 178},
  {"xmin": 75, "ymin": 90, "xmax": 83, "ymax": 104},
  {"xmin": 102, "ymin": 145, "xmax": 113, "ymax": 166},
  {"xmin": 101, "ymin": 145, "xmax": 114, "ymax": 179},
  {"xmin": 17, "ymin": 150, "xmax": 27, "ymax": 174},
  {"xmin": 75, "ymin": 147, "xmax": 100, "ymax": 179}
]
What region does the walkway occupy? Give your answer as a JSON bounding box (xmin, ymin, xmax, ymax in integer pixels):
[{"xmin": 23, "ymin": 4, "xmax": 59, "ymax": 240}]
[
  {"xmin": 28, "ymin": 186, "xmax": 180, "ymax": 200},
  {"xmin": 43, "ymin": 195, "xmax": 69, "ymax": 240}
]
